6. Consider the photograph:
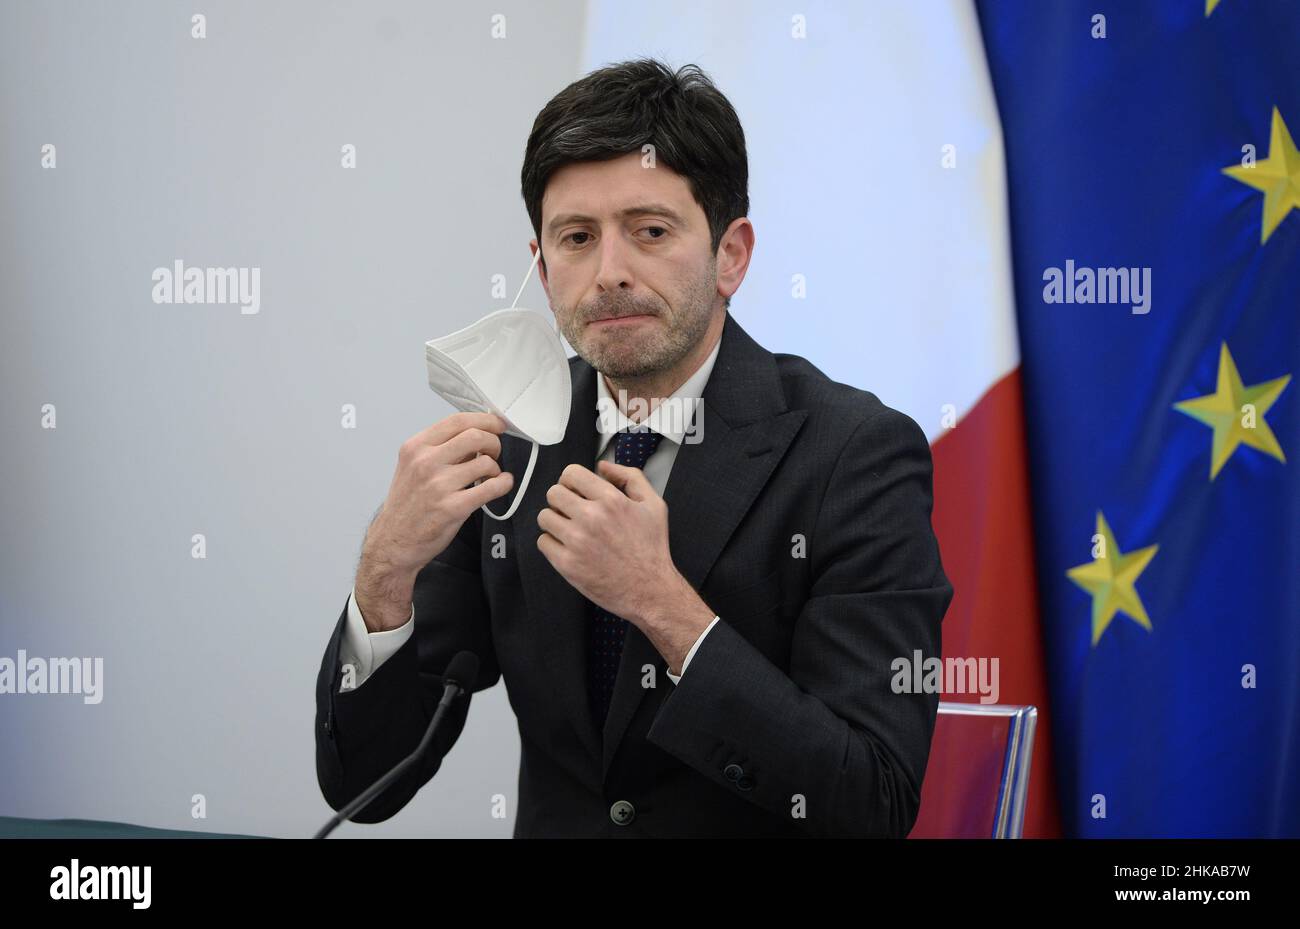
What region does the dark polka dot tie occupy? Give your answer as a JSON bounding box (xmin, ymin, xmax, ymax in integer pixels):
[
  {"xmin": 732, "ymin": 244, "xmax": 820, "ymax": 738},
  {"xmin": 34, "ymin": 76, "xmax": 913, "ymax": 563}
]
[{"xmin": 587, "ymin": 426, "xmax": 666, "ymax": 729}]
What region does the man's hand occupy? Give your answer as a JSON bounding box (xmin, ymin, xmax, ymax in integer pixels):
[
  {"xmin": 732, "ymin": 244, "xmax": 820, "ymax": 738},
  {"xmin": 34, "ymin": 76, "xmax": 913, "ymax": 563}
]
[
  {"xmin": 355, "ymin": 412, "xmax": 515, "ymax": 632},
  {"xmin": 536, "ymin": 459, "xmax": 715, "ymax": 674}
]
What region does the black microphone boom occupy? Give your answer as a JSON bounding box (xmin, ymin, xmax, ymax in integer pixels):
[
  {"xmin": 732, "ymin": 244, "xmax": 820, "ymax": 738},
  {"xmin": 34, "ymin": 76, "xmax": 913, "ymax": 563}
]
[{"xmin": 313, "ymin": 651, "xmax": 480, "ymax": 838}]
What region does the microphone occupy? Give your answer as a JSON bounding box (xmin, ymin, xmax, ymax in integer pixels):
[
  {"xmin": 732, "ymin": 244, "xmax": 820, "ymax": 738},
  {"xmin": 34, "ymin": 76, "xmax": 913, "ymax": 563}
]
[{"xmin": 313, "ymin": 650, "xmax": 480, "ymax": 839}]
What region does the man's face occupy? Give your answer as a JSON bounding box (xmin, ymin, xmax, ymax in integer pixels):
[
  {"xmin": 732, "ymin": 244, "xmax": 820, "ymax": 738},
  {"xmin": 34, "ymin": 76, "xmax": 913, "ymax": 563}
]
[{"xmin": 535, "ymin": 151, "xmax": 720, "ymax": 379}]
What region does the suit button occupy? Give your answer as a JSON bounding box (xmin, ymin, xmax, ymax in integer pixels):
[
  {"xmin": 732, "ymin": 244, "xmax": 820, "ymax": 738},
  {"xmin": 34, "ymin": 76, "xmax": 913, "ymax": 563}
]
[
  {"xmin": 736, "ymin": 775, "xmax": 755, "ymax": 791},
  {"xmin": 609, "ymin": 800, "xmax": 636, "ymax": 825},
  {"xmin": 723, "ymin": 764, "xmax": 743, "ymax": 781}
]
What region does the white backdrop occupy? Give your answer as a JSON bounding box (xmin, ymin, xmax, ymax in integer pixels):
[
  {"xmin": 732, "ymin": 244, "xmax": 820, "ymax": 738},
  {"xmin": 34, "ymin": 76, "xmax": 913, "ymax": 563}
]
[{"xmin": 582, "ymin": 0, "xmax": 1017, "ymax": 440}]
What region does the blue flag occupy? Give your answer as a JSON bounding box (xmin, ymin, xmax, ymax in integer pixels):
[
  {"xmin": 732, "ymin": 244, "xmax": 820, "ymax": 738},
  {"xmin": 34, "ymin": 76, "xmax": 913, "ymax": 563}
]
[{"xmin": 976, "ymin": 0, "xmax": 1299, "ymax": 837}]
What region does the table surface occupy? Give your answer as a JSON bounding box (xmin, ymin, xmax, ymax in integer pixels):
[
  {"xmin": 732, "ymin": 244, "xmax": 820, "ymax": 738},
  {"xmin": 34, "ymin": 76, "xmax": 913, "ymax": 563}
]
[{"xmin": 0, "ymin": 816, "xmax": 266, "ymax": 839}]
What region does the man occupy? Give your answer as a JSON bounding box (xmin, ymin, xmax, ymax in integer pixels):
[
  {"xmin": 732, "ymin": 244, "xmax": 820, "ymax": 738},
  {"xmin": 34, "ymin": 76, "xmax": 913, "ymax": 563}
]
[{"xmin": 315, "ymin": 58, "xmax": 952, "ymax": 838}]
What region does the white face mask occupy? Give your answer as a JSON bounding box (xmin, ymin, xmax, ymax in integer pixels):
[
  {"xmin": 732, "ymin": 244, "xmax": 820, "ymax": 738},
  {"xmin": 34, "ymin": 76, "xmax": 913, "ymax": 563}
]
[{"xmin": 425, "ymin": 249, "xmax": 571, "ymax": 521}]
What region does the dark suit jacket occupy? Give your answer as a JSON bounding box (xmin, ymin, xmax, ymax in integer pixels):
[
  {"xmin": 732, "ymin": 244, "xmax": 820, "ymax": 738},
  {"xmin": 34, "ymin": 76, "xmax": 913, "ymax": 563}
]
[{"xmin": 315, "ymin": 310, "xmax": 952, "ymax": 837}]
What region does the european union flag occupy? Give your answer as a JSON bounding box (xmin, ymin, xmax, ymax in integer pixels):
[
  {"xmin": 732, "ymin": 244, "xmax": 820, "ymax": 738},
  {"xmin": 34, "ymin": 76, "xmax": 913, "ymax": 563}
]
[{"xmin": 976, "ymin": 0, "xmax": 1299, "ymax": 837}]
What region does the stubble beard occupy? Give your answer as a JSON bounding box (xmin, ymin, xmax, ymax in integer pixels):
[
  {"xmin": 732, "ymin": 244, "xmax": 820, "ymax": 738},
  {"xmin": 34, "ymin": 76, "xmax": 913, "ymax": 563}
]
[{"xmin": 557, "ymin": 262, "xmax": 719, "ymax": 380}]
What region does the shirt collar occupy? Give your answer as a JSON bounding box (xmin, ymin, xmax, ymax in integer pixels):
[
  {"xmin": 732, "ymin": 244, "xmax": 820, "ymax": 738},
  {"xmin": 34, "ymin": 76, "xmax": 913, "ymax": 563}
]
[{"xmin": 595, "ymin": 328, "xmax": 723, "ymax": 457}]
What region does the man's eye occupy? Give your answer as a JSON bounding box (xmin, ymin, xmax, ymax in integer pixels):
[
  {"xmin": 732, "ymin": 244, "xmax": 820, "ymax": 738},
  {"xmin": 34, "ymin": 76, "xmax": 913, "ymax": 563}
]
[
  {"xmin": 564, "ymin": 232, "xmax": 591, "ymax": 246},
  {"xmin": 641, "ymin": 226, "xmax": 667, "ymax": 239}
]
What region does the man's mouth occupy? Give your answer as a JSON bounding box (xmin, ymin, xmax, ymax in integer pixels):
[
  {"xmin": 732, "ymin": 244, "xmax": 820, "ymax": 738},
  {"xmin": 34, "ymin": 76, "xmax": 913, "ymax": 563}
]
[{"xmin": 590, "ymin": 313, "xmax": 654, "ymax": 325}]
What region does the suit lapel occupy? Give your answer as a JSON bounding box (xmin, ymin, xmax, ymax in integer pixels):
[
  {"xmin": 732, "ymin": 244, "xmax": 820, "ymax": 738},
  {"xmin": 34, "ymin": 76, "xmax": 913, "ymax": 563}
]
[
  {"xmin": 600, "ymin": 404, "xmax": 806, "ymax": 777},
  {"xmin": 599, "ymin": 312, "xmax": 808, "ymax": 778},
  {"xmin": 514, "ymin": 360, "xmax": 604, "ymax": 770},
  {"xmin": 513, "ymin": 310, "xmax": 809, "ymax": 784}
]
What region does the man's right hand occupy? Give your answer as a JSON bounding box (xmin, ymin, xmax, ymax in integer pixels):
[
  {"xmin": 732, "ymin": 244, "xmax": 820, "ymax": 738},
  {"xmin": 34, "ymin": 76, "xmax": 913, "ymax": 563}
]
[{"xmin": 354, "ymin": 412, "xmax": 514, "ymax": 632}]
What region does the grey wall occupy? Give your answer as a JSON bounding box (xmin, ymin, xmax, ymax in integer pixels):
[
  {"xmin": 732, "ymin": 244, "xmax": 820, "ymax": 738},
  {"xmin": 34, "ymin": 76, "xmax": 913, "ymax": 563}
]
[{"xmin": 0, "ymin": 0, "xmax": 588, "ymax": 837}]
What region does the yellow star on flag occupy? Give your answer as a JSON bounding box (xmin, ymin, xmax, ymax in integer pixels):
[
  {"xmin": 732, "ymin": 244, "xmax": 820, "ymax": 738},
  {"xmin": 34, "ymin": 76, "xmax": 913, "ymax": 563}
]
[
  {"xmin": 1206, "ymin": 0, "xmax": 1222, "ymax": 16},
  {"xmin": 1174, "ymin": 342, "xmax": 1290, "ymax": 480},
  {"xmin": 1222, "ymin": 107, "xmax": 1300, "ymax": 244},
  {"xmin": 1066, "ymin": 512, "xmax": 1158, "ymax": 647}
]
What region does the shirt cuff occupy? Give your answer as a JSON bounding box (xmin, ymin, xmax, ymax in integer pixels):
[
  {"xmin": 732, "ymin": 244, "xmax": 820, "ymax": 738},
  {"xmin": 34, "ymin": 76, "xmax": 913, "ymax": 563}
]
[
  {"xmin": 665, "ymin": 615, "xmax": 720, "ymax": 685},
  {"xmin": 339, "ymin": 586, "xmax": 415, "ymax": 689}
]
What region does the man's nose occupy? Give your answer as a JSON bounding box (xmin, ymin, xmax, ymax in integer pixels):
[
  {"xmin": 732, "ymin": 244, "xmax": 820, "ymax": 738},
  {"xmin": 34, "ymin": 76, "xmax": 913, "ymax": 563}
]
[{"xmin": 593, "ymin": 231, "xmax": 635, "ymax": 295}]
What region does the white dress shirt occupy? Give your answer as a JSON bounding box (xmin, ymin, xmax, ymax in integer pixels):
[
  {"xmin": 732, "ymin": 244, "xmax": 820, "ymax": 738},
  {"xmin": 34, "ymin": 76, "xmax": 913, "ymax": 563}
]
[{"xmin": 340, "ymin": 332, "xmax": 724, "ymax": 691}]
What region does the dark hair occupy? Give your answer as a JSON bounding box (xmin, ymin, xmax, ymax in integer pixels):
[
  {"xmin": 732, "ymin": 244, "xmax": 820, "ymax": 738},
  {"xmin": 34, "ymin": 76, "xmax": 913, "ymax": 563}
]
[{"xmin": 521, "ymin": 58, "xmax": 749, "ymax": 306}]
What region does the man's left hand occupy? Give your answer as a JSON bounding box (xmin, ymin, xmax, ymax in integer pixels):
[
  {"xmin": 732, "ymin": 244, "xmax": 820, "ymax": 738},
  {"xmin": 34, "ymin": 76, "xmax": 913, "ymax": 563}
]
[{"xmin": 536, "ymin": 460, "xmax": 714, "ymax": 673}]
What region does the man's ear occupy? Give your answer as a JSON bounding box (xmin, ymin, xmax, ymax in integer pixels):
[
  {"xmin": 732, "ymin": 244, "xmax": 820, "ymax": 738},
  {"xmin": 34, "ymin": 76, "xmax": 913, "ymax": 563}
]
[{"xmin": 530, "ymin": 239, "xmax": 550, "ymax": 300}]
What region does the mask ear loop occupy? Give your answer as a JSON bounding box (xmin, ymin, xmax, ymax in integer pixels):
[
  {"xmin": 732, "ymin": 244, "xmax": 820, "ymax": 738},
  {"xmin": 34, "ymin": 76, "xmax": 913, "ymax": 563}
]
[
  {"xmin": 480, "ymin": 247, "xmax": 547, "ymax": 521},
  {"xmin": 480, "ymin": 441, "xmax": 538, "ymax": 521},
  {"xmin": 509, "ymin": 247, "xmax": 542, "ymax": 310}
]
